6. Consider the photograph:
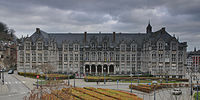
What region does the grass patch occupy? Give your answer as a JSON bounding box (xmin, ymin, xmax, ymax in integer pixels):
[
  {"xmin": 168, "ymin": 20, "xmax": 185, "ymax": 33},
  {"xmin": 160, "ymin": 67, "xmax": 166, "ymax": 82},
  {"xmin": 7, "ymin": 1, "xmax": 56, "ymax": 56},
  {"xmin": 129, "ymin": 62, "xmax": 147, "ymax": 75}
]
[
  {"xmin": 194, "ymin": 92, "xmax": 200, "ymax": 99},
  {"xmin": 120, "ymin": 80, "xmax": 181, "ymax": 83}
]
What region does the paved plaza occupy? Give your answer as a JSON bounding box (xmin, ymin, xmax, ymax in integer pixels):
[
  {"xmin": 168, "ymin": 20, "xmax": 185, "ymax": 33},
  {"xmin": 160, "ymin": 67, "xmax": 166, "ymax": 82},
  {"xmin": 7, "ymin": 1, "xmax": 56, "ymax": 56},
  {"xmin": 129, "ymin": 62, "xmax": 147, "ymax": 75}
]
[{"xmin": 0, "ymin": 72, "xmax": 196, "ymax": 100}]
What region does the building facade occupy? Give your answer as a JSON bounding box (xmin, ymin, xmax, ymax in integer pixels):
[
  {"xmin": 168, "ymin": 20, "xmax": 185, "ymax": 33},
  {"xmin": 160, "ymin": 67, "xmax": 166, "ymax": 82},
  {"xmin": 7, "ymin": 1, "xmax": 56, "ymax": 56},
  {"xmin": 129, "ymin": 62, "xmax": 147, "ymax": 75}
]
[
  {"xmin": 17, "ymin": 24, "xmax": 187, "ymax": 78},
  {"xmin": 187, "ymin": 49, "xmax": 200, "ymax": 73}
]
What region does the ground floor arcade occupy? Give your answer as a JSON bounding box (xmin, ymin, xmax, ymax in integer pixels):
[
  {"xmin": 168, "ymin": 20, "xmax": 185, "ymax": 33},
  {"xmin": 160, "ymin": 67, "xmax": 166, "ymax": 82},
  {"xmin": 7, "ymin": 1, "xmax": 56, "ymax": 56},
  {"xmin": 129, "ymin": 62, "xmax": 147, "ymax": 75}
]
[{"xmin": 83, "ymin": 63, "xmax": 115, "ymax": 75}]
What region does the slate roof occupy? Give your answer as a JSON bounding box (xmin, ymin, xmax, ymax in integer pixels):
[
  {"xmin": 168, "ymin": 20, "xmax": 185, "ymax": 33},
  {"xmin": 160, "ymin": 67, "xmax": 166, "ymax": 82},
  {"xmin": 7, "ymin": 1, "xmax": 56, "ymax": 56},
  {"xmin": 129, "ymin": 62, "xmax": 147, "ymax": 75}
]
[{"xmin": 19, "ymin": 26, "xmax": 186, "ymax": 50}]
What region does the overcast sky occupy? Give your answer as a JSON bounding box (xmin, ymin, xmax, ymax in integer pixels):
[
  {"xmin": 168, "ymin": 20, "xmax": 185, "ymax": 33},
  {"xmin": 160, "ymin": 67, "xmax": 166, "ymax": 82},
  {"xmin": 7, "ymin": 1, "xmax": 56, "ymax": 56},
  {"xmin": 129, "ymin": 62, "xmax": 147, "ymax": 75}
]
[{"xmin": 0, "ymin": 0, "xmax": 199, "ymax": 51}]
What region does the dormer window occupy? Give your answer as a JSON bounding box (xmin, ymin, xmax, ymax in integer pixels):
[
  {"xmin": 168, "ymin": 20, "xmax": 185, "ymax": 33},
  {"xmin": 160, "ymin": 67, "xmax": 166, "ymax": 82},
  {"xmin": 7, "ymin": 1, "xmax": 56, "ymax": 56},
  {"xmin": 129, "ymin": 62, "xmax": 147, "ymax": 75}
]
[
  {"xmin": 26, "ymin": 42, "xmax": 30, "ymax": 50},
  {"xmin": 74, "ymin": 44, "xmax": 79, "ymax": 51},
  {"xmin": 120, "ymin": 44, "xmax": 126, "ymax": 52},
  {"xmin": 64, "ymin": 44, "xmax": 68, "ymax": 51},
  {"xmin": 131, "ymin": 44, "xmax": 136, "ymax": 52},
  {"xmin": 37, "ymin": 42, "xmax": 42, "ymax": 50},
  {"xmin": 158, "ymin": 42, "xmax": 163, "ymax": 50}
]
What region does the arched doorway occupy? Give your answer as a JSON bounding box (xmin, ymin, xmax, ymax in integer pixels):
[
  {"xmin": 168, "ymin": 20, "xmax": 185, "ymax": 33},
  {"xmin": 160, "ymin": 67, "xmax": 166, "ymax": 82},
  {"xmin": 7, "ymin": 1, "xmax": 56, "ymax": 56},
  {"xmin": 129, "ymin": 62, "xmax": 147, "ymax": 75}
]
[
  {"xmin": 103, "ymin": 65, "xmax": 108, "ymax": 73},
  {"xmin": 109, "ymin": 65, "xmax": 114, "ymax": 74},
  {"xmin": 91, "ymin": 64, "xmax": 96, "ymax": 75},
  {"xmin": 97, "ymin": 65, "xmax": 102, "ymax": 74},
  {"xmin": 85, "ymin": 65, "xmax": 90, "ymax": 74}
]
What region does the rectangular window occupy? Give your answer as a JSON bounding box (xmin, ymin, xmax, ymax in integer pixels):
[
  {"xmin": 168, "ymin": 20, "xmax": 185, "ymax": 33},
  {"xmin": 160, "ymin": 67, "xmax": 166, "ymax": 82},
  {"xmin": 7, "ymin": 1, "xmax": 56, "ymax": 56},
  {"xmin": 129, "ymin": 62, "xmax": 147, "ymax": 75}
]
[
  {"xmin": 172, "ymin": 54, "xmax": 176, "ymax": 62},
  {"xmin": 178, "ymin": 53, "xmax": 183, "ymax": 62},
  {"xmin": 69, "ymin": 64, "xmax": 72, "ymax": 68},
  {"xmin": 116, "ymin": 54, "xmax": 119, "ymax": 61},
  {"xmin": 59, "ymin": 52, "xmax": 62, "ymax": 61},
  {"xmin": 64, "ymin": 54, "xmax": 68, "ymax": 62},
  {"xmin": 75, "ymin": 64, "xmax": 78, "ymax": 68},
  {"xmin": 85, "ymin": 52, "xmax": 89, "ymax": 61},
  {"xmin": 75, "ymin": 54, "xmax": 78, "ymax": 61},
  {"xmin": 80, "ymin": 54, "xmax": 83, "ymax": 61},
  {"xmin": 26, "ymin": 43, "xmax": 30, "ymax": 50},
  {"xmin": 132, "ymin": 54, "xmax": 135, "ymax": 61},
  {"xmin": 127, "ymin": 54, "xmax": 130, "ymax": 61},
  {"xmin": 44, "ymin": 51, "xmax": 48, "ymax": 62},
  {"xmin": 131, "ymin": 45, "xmax": 136, "ymax": 52},
  {"xmin": 38, "ymin": 53, "xmax": 42, "ymax": 62},
  {"xmin": 152, "ymin": 53, "xmax": 156, "ymax": 62},
  {"xmin": 20, "ymin": 51, "xmax": 24, "ymax": 62},
  {"xmin": 26, "ymin": 53, "xmax": 30, "ymax": 62},
  {"xmin": 64, "ymin": 64, "xmax": 68, "ymax": 68},
  {"xmin": 159, "ymin": 54, "xmax": 163, "ymax": 62},
  {"xmin": 121, "ymin": 54, "xmax": 125, "ymax": 61},
  {"xmin": 70, "ymin": 53, "xmax": 73, "ymax": 61},
  {"xmin": 74, "ymin": 44, "xmax": 79, "ymax": 51}
]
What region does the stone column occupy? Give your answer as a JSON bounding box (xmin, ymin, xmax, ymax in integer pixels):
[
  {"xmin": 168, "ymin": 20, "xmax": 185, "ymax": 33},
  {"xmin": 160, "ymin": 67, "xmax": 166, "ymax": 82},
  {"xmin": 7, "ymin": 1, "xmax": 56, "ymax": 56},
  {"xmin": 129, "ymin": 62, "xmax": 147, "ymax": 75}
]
[
  {"xmin": 114, "ymin": 65, "xmax": 116, "ymax": 74},
  {"xmin": 89, "ymin": 65, "xmax": 91, "ymax": 74},
  {"xmin": 102, "ymin": 66, "xmax": 104, "ymax": 74},
  {"xmin": 83, "ymin": 65, "xmax": 85, "ymax": 75},
  {"xmin": 95, "ymin": 65, "xmax": 97, "ymax": 75},
  {"xmin": 108, "ymin": 65, "xmax": 110, "ymax": 74}
]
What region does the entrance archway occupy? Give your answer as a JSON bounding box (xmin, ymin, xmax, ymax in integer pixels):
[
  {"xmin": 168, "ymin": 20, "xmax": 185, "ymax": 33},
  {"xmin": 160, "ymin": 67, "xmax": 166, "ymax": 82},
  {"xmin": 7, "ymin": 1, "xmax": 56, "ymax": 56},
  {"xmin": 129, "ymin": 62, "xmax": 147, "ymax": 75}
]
[
  {"xmin": 91, "ymin": 64, "xmax": 96, "ymax": 75},
  {"xmin": 103, "ymin": 65, "xmax": 108, "ymax": 73},
  {"xmin": 109, "ymin": 65, "xmax": 114, "ymax": 74},
  {"xmin": 85, "ymin": 65, "xmax": 90, "ymax": 73},
  {"xmin": 97, "ymin": 65, "xmax": 102, "ymax": 73}
]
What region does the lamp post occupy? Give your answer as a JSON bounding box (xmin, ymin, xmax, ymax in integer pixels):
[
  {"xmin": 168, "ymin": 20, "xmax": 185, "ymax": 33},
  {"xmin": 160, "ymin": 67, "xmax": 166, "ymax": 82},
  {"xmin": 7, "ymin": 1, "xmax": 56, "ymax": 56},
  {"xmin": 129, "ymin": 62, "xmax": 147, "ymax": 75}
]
[
  {"xmin": 104, "ymin": 67, "xmax": 106, "ymax": 84},
  {"xmin": 86, "ymin": 68, "xmax": 89, "ymax": 82},
  {"xmin": 130, "ymin": 73, "xmax": 133, "ymax": 93},
  {"xmin": 152, "ymin": 81, "xmax": 157, "ymax": 100},
  {"xmin": 68, "ymin": 71, "xmax": 70, "ymax": 85},
  {"xmin": 74, "ymin": 71, "xmax": 76, "ymax": 87},
  {"xmin": 197, "ymin": 78, "xmax": 199, "ymax": 100}
]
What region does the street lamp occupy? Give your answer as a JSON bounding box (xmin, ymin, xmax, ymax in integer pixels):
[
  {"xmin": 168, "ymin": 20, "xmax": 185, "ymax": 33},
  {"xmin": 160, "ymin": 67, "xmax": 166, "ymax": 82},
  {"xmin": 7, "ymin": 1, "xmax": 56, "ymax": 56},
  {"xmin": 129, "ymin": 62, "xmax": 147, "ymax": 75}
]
[
  {"xmin": 152, "ymin": 81, "xmax": 157, "ymax": 100},
  {"xmin": 74, "ymin": 71, "xmax": 76, "ymax": 87},
  {"xmin": 196, "ymin": 78, "xmax": 199, "ymax": 100},
  {"xmin": 130, "ymin": 73, "xmax": 133, "ymax": 93},
  {"xmin": 104, "ymin": 67, "xmax": 106, "ymax": 84},
  {"xmin": 86, "ymin": 68, "xmax": 89, "ymax": 82},
  {"xmin": 68, "ymin": 71, "xmax": 70, "ymax": 85}
]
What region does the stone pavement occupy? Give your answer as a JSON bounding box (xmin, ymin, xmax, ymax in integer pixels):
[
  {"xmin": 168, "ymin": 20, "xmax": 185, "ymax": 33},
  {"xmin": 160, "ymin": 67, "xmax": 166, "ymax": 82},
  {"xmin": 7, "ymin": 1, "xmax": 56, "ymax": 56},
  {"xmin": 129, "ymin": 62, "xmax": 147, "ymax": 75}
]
[
  {"xmin": 0, "ymin": 81, "xmax": 9, "ymax": 95},
  {"xmin": 66, "ymin": 79, "xmax": 194, "ymax": 100},
  {"xmin": 12, "ymin": 72, "xmax": 37, "ymax": 90}
]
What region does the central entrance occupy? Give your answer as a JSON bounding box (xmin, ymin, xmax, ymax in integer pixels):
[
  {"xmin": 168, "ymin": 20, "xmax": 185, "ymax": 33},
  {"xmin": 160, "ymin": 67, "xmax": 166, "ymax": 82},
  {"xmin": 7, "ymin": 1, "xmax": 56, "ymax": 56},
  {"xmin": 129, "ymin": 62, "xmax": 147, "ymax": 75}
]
[{"xmin": 84, "ymin": 64, "xmax": 115, "ymax": 75}]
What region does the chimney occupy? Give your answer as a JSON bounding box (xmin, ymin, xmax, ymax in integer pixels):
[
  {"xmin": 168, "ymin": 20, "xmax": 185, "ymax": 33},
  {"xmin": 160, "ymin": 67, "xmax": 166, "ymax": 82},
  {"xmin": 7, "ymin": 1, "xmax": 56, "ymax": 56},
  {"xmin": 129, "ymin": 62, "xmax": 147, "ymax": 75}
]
[
  {"xmin": 36, "ymin": 28, "xmax": 40, "ymax": 33},
  {"xmin": 162, "ymin": 27, "xmax": 165, "ymax": 31},
  {"xmin": 113, "ymin": 32, "xmax": 116, "ymax": 42},
  {"xmin": 84, "ymin": 32, "xmax": 87, "ymax": 42}
]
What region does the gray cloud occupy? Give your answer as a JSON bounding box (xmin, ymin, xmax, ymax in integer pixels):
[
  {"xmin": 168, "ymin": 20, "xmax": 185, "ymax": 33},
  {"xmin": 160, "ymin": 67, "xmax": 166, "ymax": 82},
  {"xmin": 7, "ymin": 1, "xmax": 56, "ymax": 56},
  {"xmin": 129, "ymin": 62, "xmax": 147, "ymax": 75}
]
[{"xmin": 0, "ymin": 0, "xmax": 199, "ymax": 51}]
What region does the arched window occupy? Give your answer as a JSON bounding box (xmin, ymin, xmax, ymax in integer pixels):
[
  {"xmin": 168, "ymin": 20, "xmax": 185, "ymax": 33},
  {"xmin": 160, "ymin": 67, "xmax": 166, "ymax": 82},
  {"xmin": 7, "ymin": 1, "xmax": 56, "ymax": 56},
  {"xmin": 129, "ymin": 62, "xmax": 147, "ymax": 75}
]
[
  {"xmin": 104, "ymin": 52, "xmax": 107, "ymax": 61},
  {"xmin": 103, "ymin": 42, "xmax": 107, "ymax": 50},
  {"xmin": 91, "ymin": 43, "xmax": 95, "ymax": 50},
  {"xmin": 158, "ymin": 42, "xmax": 163, "ymax": 50}
]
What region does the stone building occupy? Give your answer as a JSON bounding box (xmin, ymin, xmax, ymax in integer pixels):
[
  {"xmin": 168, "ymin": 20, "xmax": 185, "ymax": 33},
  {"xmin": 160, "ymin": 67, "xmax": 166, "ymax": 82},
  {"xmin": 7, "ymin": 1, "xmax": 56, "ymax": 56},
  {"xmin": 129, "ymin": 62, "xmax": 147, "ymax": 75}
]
[
  {"xmin": 17, "ymin": 23, "xmax": 187, "ymax": 78},
  {"xmin": 187, "ymin": 48, "xmax": 200, "ymax": 73}
]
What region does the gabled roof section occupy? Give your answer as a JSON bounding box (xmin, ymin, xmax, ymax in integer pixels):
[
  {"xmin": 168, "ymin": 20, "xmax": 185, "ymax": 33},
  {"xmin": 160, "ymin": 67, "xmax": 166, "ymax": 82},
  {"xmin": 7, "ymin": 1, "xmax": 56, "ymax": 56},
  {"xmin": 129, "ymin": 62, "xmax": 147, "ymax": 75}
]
[
  {"xmin": 30, "ymin": 28, "xmax": 49, "ymax": 44},
  {"xmin": 148, "ymin": 27, "xmax": 177, "ymax": 45}
]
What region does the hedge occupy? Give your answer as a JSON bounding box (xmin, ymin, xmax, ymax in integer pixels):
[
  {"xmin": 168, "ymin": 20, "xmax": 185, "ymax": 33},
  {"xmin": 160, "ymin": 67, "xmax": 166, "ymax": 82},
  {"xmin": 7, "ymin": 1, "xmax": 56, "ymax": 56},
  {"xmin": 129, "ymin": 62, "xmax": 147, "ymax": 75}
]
[
  {"xmin": 18, "ymin": 72, "xmax": 74, "ymax": 80},
  {"xmin": 84, "ymin": 76, "xmax": 189, "ymax": 82}
]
